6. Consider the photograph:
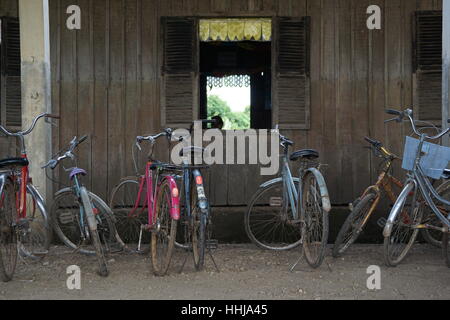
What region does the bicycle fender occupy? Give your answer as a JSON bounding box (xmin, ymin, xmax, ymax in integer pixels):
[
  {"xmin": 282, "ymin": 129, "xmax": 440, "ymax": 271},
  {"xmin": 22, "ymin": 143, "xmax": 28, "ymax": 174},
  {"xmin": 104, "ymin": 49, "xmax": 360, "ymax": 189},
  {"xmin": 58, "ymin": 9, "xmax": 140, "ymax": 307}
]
[
  {"xmin": 54, "ymin": 187, "xmax": 117, "ymax": 223},
  {"xmin": 304, "ymin": 168, "xmax": 332, "ymax": 213},
  {"xmin": 54, "ymin": 187, "xmax": 73, "ymax": 197},
  {"xmin": 27, "ymin": 183, "xmax": 49, "ymax": 222},
  {"xmin": 383, "ymin": 180, "xmax": 416, "ymax": 238},
  {"xmin": 161, "ymin": 175, "xmax": 180, "ymax": 221},
  {"xmin": 192, "ymin": 169, "xmax": 209, "ymax": 213},
  {"xmin": 259, "ymin": 177, "xmax": 300, "ymax": 189},
  {"xmin": 80, "ymin": 187, "xmax": 97, "ymax": 231}
]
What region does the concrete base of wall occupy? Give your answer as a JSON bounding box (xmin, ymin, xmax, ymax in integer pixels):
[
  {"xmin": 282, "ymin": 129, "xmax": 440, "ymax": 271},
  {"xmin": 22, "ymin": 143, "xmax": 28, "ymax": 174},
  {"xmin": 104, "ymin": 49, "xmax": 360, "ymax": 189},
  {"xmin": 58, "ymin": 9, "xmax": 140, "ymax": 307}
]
[{"xmin": 210, "ymin": 205, "xmax": 422, "ymax": 244}]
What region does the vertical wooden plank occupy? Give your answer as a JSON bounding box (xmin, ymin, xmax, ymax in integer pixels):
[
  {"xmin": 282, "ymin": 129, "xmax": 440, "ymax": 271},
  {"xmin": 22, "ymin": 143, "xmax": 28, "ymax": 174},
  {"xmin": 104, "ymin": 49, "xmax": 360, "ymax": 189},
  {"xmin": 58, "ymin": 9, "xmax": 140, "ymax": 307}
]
[
  {"xmin": 124, "ymin": 0, "xmax": 139, "ymax": 178},
  {"xmin": 197, "ymin": 0, "xmax": 211, "ymax": 15},
  {"xmin": 401, "ymin": 0, "xmax": 416, "ymax": 161},
  {"xmin": 351, "ymin": 0, "xmax": 371, "ymax": 196},
  {"xmin": 368, "ymin": 0, "xmax": 386, "ymax": 184},
  {"xmin": 211, "ymin": 0, "xmax": 230, "ymax": 13},
  {"xmin": 76, "ymin": 0, "xmax": 94, "ymax": 190},
  {"xmin": 59, "ymin": 0, "xmax": 79, "ymax": 188},
  {"xmin": 91, "ymin": 0, "xmax": 109, "ymax": 200},
  {"xmin": 321, "ymin": 0, "xmax": 338, "ymax": 203},
  {"xmin": 0, "ymin": 0, "xmax": 19, "ymax": 17},
  {"xmin": 307, "ymin": 0, "xmax": 323, "ymax": 167},
  {"xmin": 384, "ymin": 0, "xmax": 404, "ymax": 177},
  {"xmin": 248, "ymin": 0, "xmax": 264, "ymax": 13},
  {"xmin": 335, "ymin": 0, "xmax": 354, "ymax": 203},
  {"xmin": 291, "ymin": 0, "xmax": 306, "ymax": 16},
  {"xmin": 277, "ymin": 0, "xmax": 292, "ymax": 16},
  {"xmin": 230, "ymin": 0, "xmax": 247, "ymax": 14},
  {"xmin": 107, "ymin": 0, "xmax": 126, "ymax": 194}
]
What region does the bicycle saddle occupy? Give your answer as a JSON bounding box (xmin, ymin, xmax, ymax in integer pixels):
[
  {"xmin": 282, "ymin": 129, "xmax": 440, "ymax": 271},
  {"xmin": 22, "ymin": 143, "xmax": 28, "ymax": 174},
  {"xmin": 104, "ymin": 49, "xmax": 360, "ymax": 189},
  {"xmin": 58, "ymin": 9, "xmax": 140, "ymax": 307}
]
[
  {"xmin": 290, "ymin": 149, "xmax": 320, "ymax": 162},
  {"xmin": 443, "ymin": 169, "xmax": 450, "ymax": 180},
  {"xmin": 0, "ymin": 158, "xmax": 29, "ymax": 170}
]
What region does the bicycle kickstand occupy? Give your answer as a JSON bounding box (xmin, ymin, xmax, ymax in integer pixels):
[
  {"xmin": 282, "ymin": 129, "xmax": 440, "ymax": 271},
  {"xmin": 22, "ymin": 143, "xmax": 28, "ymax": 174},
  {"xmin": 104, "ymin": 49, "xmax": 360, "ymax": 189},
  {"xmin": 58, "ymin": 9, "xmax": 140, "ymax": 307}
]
[
  {"xmin": 289, "ymin": 250, "xmax": 305, "ymax": 273},
  {"xmin": 207, "ymin": 247, "xmax": 220, "ymax": 273},
  {"xmin": 178, "ymin": 252, "xmax": 189, "ymax": 274}
]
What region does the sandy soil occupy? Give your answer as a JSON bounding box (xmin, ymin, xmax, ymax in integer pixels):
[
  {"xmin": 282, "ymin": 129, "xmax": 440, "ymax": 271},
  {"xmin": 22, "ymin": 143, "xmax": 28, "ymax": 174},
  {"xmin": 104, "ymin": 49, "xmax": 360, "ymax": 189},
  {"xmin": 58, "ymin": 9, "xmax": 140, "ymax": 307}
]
[{"xmin": 0, "ymin": 244, "xmax": 449, "ymax": 300}]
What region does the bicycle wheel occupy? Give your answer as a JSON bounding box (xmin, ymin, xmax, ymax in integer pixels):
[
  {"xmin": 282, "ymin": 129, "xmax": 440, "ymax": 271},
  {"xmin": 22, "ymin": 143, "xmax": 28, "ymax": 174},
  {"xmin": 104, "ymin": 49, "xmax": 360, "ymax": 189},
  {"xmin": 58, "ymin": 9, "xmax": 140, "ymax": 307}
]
[
  {"xmin": 245, "ymin": 180, "xmax": 302, "ymax": 251},
  {"xmin": 0, "ymin": 179, "xmax": 18, "ymax": 282},
  {"xmin": 110, "ymin": 178, "xmax": 149, "ymax": 253},
  {"xmin": 151, "ymin": 180, "xmax": 177, "ymax": 276},
  {"xmin": 384, "ymin": 183, "xmax": 423, "ymax": 267},
  {"xmin": 18, "ymin": 185, "xmax": 51, "ymax": 260},
  {"xmin": 421, "ymin": 181, "xmax": 450, "ymax": 248},
  {"xmin": 79, "ymin": 187, "xmax": 108, "ymax": 277},
  {"xmin": 332, "ymin": 193, "xmax": 377, "ymax": 258},
  {"xmin": 301, "ymin": 171, "xmax": 329, "ymax": 268},
  {"xmin": 51, "ymin": 190, "xmax": 116, "ymax": 256},
  {"xmin": 191, "ymin": 180, "xmax": 208, "ymax": 271}
]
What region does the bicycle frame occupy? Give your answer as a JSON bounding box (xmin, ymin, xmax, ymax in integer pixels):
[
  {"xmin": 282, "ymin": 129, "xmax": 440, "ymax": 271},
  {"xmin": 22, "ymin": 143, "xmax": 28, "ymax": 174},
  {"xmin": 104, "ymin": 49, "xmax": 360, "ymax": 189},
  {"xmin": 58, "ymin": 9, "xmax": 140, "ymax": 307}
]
[
  {"xmin": 0, "ymin": 113, "xmax": 58, "ymax": 222},
  {"xmin": 128, "ymin": 162, "xmax": 180, "ymax": 229},
  {"xmin": 357, "ymin": 157, "xmax": 403, "ymax": 227},
  {"xmin": 384, "ymin": 134, "xmax": 450, "ymax": 236},
  {"xmin": 281, "ymin": 152, "xmax": 299, "ymax": 220},
  {"xmin": 67, "ymin": 168, "xmax": 91, "ymax": 236}
]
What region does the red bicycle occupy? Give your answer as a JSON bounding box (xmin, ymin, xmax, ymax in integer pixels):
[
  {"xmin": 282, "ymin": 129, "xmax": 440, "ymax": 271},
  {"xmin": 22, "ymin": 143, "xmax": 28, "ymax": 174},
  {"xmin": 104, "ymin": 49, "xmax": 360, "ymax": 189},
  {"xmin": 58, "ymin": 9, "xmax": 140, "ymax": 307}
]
[
  {"xmin": 0, "ymin": 113, "xmax": 59, "ymax": 282},
  {"xmin": 110, "ymin": 129, "xmax": 180, "ymax": 276}
]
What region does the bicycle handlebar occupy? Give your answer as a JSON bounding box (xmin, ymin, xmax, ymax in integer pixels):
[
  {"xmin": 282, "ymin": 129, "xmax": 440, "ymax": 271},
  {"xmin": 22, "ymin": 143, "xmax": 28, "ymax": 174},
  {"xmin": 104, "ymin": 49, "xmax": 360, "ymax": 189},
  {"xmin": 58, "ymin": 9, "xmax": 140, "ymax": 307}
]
[
  {"xmin": 42, "ymin": 135, "xmax": 88, "ymax": 170},
  {"xmin": 364, "ymin": 136, "xmax": 399, "ymax": 159},
  {"xmin": 385, "ymin": 108, "xmax": 450, "ymax": 141},
  {"xmin": 0, "ymin": 113, "xmax": 60, "ymax": 138}
]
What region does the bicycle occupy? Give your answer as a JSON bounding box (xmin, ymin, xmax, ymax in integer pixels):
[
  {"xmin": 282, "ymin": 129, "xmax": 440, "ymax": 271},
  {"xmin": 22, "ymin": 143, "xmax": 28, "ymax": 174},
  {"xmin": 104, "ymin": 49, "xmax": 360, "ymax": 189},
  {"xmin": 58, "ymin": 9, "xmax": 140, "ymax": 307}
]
[
  {"xmin": 109, "ymin": 129, "xmax": 181, "ymax": 276},
  {"xmin": 43, "ymin": 135, "xmax": 124, "ymax": 276},
  {"xmin": 245, "ymin": 129, "xmax": 331, "ymax": 268},
  {"xmin": 383, "ymin": 109, "xmax": 450, "ymax": 267},
  {"xmin": 332, "ymin": 137, "xmax": 402, "ymax": 258},
  {"xmin": 173, "ymin": 119, "xmax": 220, "ymax": 272},
  {"xmin": 0, "ymin": 113, "xmax": 57, "ymax": 282}
]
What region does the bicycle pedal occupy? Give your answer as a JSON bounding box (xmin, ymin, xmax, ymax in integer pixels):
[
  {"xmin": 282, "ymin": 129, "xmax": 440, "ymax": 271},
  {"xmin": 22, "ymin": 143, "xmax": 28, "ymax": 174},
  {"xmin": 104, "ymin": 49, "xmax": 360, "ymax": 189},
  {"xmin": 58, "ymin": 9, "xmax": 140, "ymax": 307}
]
[{"xmin": 206, "ymin": 239, "xmax": 218, "ymax": 250}]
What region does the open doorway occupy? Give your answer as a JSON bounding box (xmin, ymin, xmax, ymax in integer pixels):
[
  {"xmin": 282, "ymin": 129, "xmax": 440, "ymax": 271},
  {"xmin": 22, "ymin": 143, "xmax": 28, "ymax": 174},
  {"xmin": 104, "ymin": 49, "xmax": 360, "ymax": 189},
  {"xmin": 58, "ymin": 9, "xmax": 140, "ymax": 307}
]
[{"xmin": 199, "ymin": 41, "xmax": 272, "ymax": 130}]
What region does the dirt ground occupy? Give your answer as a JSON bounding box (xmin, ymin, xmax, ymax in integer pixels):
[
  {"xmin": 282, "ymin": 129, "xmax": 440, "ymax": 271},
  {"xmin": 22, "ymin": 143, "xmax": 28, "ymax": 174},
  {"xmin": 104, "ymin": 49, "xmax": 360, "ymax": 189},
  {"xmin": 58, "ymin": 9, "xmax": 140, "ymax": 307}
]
[{"xmin": 0, "ymin": 243, "xmax": 449, "ymax": 300}]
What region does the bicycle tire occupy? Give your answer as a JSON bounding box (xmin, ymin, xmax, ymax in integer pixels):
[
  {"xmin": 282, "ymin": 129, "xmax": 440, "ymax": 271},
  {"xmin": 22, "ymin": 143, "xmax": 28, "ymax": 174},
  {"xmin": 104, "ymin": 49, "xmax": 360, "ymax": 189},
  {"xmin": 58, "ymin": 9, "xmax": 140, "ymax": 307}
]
[
  {"xmin": 151, "ymin": 180, "xmax": 177, "ymax": 276},
  {"xmin": 245, "ymin": 180, "xmax": 302, "ymax": 251},
  {"xmin": 191, "ymin": 172, "xmax": 210, "ymax": 271},
  {"xmin": 301, "ymin": 171, "xmax": 329, "ymax": 269},
  {"xmin": 51, "ymin": 189, "xmax": 116, "ymax": 256},
  {"xmin": 421, "ymin": 180, "xmax": 450, "ymax": 248},
  {"xmin": 191, "ymin": 178, "xmax": 207, "ymax": 271},
  {"xmin": 18, "ymin": 185, "xmax": 51, "ymax": 261},
  {"xmin": 0, "ymin": 179, "xmax": 18, "ymax": 282},
  {"xmin": 109, "ymin": 178, "xmax": 149, "ymax": 253},
  {"xmin": 332, "ymin": 193, "xmax": 377, "ymax": 258},
  {"xmin": 383, "ymin": 183, "xmax": 423, "ymax": 267}
]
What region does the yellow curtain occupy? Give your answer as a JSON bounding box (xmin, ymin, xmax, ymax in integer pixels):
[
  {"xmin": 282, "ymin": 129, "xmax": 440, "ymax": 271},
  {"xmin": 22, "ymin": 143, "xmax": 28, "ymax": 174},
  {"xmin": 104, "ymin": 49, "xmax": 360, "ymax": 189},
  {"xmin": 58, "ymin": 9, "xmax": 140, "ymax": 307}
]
[{"xmin": 199, "ymin": 19, "xmax": 271, "ymax": 42}]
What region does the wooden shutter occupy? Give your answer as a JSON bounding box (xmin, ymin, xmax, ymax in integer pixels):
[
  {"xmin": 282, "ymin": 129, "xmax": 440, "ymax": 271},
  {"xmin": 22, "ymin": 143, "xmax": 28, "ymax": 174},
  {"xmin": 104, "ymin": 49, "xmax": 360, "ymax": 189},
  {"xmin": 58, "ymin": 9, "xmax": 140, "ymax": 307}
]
[
  {"xmin": 413, "ymin": 11, "xmax": 442, "ymax": 122},
  {"xmin": 1, "ymin": 17, "xmax": 21, "ymax": 130},
  {"xmin": 273, "ymin": 17, "xmax": 310, "ymax": 130},
  {"xmin": 161, "ymin": 17, "xmax": 198, "ymax": 127}
]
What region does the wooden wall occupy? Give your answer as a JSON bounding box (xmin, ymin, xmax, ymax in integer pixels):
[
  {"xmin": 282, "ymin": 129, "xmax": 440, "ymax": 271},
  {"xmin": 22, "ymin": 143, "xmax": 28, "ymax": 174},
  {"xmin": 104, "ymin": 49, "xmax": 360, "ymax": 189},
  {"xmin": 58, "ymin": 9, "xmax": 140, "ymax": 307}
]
[
  {"xmin": 0, "ymin": 0, "xmax": 19, "ymax": 159},
  {"xmin": 48, "ymin": 0, "xmax": 443, "ymax": 205}
]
